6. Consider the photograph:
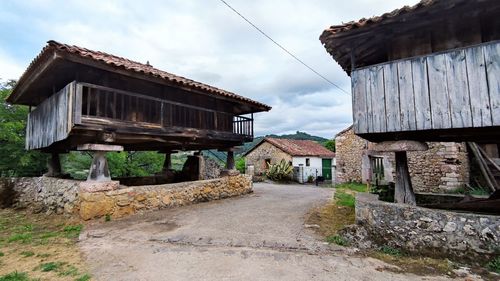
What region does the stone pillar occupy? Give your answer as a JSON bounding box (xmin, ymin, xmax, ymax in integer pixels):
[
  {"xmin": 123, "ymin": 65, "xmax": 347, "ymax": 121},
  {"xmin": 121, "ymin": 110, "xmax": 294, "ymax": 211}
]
[
  {"xmin": 395, "ymin": 151, "xmax": 416, "ymax": 205},
  {"xmin": 77, "ymin": 144, "xmax": 123, "ymax": 192},
  {"xmin": 226, "ymin": 150, "xmax": 235, "ymax": 170},
  {"xmin": 163, "ymin": 152, "xmax": 172, "ymax": 172},
  {"xmin": 88, "ymin": 151, "xmax": 111, "ymax": 181},
  {"xmin": 45, "ymin": 153, "xmax": 62, "ymax": 177}
]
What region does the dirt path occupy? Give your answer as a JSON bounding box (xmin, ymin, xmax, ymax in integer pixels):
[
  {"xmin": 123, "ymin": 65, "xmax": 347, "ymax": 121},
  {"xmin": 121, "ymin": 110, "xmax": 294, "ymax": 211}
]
[{"xmin": 79, "ymin": 183, "xmax": 452, "ymax": 281}]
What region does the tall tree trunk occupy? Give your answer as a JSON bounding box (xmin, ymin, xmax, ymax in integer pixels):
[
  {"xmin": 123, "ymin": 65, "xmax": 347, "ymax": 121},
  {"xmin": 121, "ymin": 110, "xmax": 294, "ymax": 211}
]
[{"xmin": 395, "ymin": 151, "xmax": 416, "ymax": 205}]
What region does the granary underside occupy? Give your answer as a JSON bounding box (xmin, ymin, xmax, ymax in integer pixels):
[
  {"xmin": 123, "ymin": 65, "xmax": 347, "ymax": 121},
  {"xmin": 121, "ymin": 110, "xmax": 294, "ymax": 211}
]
[
  {"xmin": 320, "ymin": 0, "xmax": 500, "ymax": 143},
  {"xmin": 7, "ymin": 41, "xmax": 271, "ymax": 153}
]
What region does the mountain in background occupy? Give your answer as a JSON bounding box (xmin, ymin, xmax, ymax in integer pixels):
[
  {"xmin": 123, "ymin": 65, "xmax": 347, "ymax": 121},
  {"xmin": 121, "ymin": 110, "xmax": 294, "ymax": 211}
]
[{"xmin": 205, "ymin": 131, "xmax": 331, "ymax": 162}]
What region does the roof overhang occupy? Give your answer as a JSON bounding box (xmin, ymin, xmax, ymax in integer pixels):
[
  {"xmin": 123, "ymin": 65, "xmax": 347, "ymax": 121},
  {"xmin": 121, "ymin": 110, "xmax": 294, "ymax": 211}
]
[{"xmin": 320, "ymin": 0, "xmax": 500, "ymax": 74}]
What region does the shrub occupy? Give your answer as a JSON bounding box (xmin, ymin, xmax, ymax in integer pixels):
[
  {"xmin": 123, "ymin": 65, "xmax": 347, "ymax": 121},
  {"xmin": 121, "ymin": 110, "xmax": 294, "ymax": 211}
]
[
  {"xmin": 487, "ymin": 257, "xmax": 500, "ymax": 273},
  {"xmin": 326, "ymin": 235, "xmax": 348, "ymax": 246},
  {"xmin": 380, "ymin": 245, "xmax": 402, "ymax": 257},
  {"xmin": 265, "ymin": 159, "xmax": 293, "ymax": 181},
  {"xmin": 334, "ymin": 190, "xmax": 355, "ymax": 208},
  {"xmin": 235, "ymin": 157, "xmax": 245, "ymax": 174}
]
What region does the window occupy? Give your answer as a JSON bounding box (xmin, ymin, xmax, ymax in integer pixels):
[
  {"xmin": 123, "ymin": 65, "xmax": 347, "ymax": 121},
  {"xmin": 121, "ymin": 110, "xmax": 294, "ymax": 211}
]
[
  {"xmin": 265, "ymin": 158, "xmax": 271, "ymax": 168},
  {"xmin": 306, "ymin": 158, "xmax": 310, "ymax": 167}
]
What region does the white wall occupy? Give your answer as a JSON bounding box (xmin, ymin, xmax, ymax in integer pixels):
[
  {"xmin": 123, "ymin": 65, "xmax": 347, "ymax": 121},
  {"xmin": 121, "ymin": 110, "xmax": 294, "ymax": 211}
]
[{"xmin": 292, "ymin": 157, "xmax": 335, "ymax": 183}]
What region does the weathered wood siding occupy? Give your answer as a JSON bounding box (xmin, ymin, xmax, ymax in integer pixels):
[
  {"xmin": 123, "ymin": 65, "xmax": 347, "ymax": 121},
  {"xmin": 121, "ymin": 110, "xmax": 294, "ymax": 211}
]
[
  {"xmin": 352, "ymin": 40, "xmax": 500, "ymax": 134},
  {"xmin": 26, "ymin": 82, "xmax": 76, "ymax": 150}
]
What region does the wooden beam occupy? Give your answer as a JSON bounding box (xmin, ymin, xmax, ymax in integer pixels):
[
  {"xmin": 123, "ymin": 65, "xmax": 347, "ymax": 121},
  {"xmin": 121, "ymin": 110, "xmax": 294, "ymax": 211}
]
[{"xmin": 394, "ymin": 151, "xmax": 416, "ymax": 205}]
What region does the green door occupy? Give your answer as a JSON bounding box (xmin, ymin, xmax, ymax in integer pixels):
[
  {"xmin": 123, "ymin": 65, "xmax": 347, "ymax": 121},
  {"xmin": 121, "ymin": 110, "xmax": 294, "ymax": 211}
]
[{"xmin": 322, "ymin": 159, "xmax": 332, "ymax": 180}]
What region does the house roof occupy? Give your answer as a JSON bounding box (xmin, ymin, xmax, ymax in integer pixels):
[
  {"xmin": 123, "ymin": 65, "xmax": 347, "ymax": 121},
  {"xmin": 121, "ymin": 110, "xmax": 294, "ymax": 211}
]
[
  {"xmin": 7, "ymin": 40, "xmax": 272, "ymax": 112},
  {"xmin": 246, "ymin": 137, "xmax": 335, "ymax": 158},
  {"xmin": 335, "ymin": 125, "xmax": 353, "ymax": 138},
  {"xmin": 319, "ymin": 0, "xmax": 498, "ymax": 74}
]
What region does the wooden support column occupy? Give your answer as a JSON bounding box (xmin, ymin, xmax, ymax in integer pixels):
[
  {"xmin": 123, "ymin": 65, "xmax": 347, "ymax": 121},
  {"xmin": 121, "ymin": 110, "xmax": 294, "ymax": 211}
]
[
  {"xmin": 45, "ymin": 153, "xmax": 62, "ymax": 177},
  {"xmin": 395, "ymin": 151, "xmax": 416, "ymax": 205},
  {"xmin": 371, "ymin": 140, "xmax": 427, "ymax": 205},
  {"xmin": 226, "ymin": 150, "xmax": 235, "ymax": 170}
]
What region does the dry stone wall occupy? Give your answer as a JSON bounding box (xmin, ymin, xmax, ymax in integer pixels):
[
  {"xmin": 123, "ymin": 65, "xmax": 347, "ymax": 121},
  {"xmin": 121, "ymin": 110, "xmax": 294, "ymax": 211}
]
[
  {"xmin": 0, "ymin": 174, "xmax": 252, "ymax": 220},
  {"xmin": 245, "ymin": 141, "xmax": 292, "ymax": 176},
  {"xmin": 342, "ymin": 193, "xmax": 500, "ymax": 263},
  {"xmin": 335, "ymin": 127, "xmax": 469, "ymax": 192}
]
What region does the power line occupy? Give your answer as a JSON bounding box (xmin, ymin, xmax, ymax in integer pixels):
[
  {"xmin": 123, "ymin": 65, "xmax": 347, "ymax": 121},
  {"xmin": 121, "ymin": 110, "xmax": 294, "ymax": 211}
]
[{"xmin": 218, "ymin": 0, "xmax": 351, "ymax": 95}]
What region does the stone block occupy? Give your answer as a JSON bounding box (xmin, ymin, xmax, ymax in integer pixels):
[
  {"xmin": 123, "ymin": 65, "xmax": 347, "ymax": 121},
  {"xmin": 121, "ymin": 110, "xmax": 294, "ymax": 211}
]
[{"xmin": 79, "ymin": 181, "xmax": 119, "ymax": 193}]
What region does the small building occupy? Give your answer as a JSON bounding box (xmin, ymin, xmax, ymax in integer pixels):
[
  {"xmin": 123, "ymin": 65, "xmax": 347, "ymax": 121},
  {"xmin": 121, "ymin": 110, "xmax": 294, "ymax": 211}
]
[
  {"xmin": 335, "ymin": 125, "xmax": 470, "ymax": 193},
  {"xmin": 244, "ymin": 138, "xmax": 335, "ymax": 182},
  {"xmin": 7, "ymin": 41, "xmax": 271, "ymax": 189}
]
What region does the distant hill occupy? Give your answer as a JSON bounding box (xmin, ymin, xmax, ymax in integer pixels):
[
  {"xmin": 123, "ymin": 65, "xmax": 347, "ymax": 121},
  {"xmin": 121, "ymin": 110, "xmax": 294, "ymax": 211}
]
[
  {"xmin": 235, "ymin": 131, "xmax": 329, "ymax": 156},
  {"xmin": 203, "ymin": 131, "xmax": 331, "ymax": 161}
]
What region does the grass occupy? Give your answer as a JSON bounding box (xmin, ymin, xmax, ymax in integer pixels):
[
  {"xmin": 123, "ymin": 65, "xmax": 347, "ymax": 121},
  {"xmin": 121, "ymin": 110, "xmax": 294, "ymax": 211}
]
[
  {"xmin": 0, "ymin": 252, "xmax": 3, "ymax": 257},
  {"xmin": 447, "ymin": 185, "xmax": 491, "ymax": 196},
  {"xmin": 487, "ymin": 257, "xmax": 500, "ymax": 273},
  {"xmin": 334, "ymin": 191, "xmax": 355, "ymax": 208},
  {"xmin": 335, "ymin": 182, "xmax": 367, "ymax": 192},
  {"xmin": 379, "ymin": 245, "xmax": 403, "ymax": 257},
  {"xmin": 326, "ymin": 235, "xmax": 348, "ymax": 246},
  {"xmin": 0, "ymin": 271, "xmax": 31, "ymax": 281},
  {"xmin": 19, "ymin": 251, "xmax": 34, "ymax": 258},
  {"xmin": 0, "ymin": 209, "xmax": 90, "ymax": 280},
  {"xmin": 75, "ymin": 274, "xmax": 91, "ymax": 281}
]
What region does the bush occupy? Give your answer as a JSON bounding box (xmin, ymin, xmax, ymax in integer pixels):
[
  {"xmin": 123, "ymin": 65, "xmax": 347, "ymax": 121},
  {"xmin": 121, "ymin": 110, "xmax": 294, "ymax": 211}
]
[
  {"xmin": 326, "ymin": 235, "xmax": 348, "ymax": 246},
  {"xmin": 487, "ymin": 257, "xmax": 500, "ymax": 273},
  {"xmin": 265, "ymin": 159, "xmax": 293, "ymax": 181},
  {"xmin": 334, "ymin": 191, "xmax": 355, "ymax": 208},
  {"xmin": 235, "ymin": 157, "xmax": 245, "ymax": 174}
]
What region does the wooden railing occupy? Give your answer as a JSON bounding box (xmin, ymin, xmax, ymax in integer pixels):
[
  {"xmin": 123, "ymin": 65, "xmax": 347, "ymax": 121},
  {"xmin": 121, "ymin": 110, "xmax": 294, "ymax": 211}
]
[{"xmin": 78, "ymin": 83, "xmax": 254, "ymax": 138}]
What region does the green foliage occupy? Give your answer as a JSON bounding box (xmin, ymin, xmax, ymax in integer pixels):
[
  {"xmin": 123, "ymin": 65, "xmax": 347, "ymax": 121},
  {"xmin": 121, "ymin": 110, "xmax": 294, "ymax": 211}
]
[
  {"xmin": 62, "ymin": 151, "xmax": 165, "ymax": 179},
  {"xmin": 0, "ymin": 251, "xmax": 4, "ymax": 256},
  {"xmin": 487, "ymin": 257, "xmax": 500, "ymax": 273},
  {"xmin": 105, "ymin": 214, "xmax": 111, "ymax": 222},
  {"xmin": 307, "ymin": 175, "xmax": 314, "ymax": 183},
  {"xmin": 235, "ymin": 157, "xmax": 245, "ymax": 174},
  {"xmin": 380, "ymin": 245, "xmax": 403, "ymax": 257},
  {"xmin": 326, "ymin": 235, "xmax": 348, "ymax": 246},
  {"xmin": 336, "ymin": 182, "xmax": 366, "ymax": 192},
  {"xmin": 63, "ymin": 225, "xmax": 83, "ymax": 238},
  {"xmin": 0, "ymin": 271, "xmax": 30, "ymax": 281},
  {"xmin": 0, "ymin": 80, "xmax": 48, "ymax": 177},
  {"xmin": 265, "ymin": 159, "xmax": 293, "ymax": 181},
  {"xmin": 448, "ymin": 185, "xmax": 491, "ymax": 196},
  {"xmin": 36, "ymin": 261, "xmax": 65, "ymax": 272},
  {"xmin": 334, "ymin": 191, "xmax": 355, "ymax": 208},
  {"xmin": 8, "ymin": 233, "xmax": 32, "ymax": 243},
  {"xmin": 75, "ymin": 274, "xmax": 91, "ymax": 281},
  {"xmin": 20, "ymin": 251, "xmax": 34, "ymax": 257},
  {"xmin": 323, "ymin": 139, "xmax": 335, "ymax": 152}
]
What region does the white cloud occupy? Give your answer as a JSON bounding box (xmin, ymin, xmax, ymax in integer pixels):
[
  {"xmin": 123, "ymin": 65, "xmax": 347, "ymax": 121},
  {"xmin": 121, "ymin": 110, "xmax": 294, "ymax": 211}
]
[{"xmin": 0, "ymin": 0, "xmax": 419, "ymax": 137}]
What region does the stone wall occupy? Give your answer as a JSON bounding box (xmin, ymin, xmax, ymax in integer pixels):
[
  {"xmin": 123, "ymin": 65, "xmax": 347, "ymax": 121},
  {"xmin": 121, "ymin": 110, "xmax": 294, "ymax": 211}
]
[
  {"xmin": 334, "ymin": 127, "xmax": 367, "ymax": 183},
  {"xmin": 335, "ymin": 127, "xmax": 469, "ymax": 192},
  {"xmin": 245, "ymin": 141, "xmax": 292, "ymax": 176},
  {"xmin": 0, "ymin": 177, "xmax": 80, "ymax": 214},
  {"xmin": 0, "ymin": 174, "xmax": 252, "ymax": 220},
  {"xmin": 79, "ymin": 174, "xmax": 252, "ymax": 220},
  {"xmin": 343, "ymin": 193, "xmax": 500, "ymax": 263}
]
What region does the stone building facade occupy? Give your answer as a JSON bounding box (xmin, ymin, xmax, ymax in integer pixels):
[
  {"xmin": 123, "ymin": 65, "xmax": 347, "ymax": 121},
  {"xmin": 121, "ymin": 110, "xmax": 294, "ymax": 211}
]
[
  {"xmin": 335, "ymin": 126, "xmax": 469, "ymax": 192},
  {"xmin": 245, "ymin": 141, "xmax": 292, "ymax": 176}
]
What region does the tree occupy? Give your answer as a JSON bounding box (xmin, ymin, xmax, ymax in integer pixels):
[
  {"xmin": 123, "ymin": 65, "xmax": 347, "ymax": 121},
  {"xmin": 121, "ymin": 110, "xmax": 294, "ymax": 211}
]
[
  {"xmin": 0, "ymin": 80, "xmax": 48, "ymax": 176},
  {"xmin": 323, "ymin": 139, "xmax": 336, "ymax": 152}
]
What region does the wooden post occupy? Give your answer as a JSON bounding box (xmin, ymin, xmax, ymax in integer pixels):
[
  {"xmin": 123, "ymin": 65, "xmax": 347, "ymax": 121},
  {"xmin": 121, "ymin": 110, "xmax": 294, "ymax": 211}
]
[
  {"xmin": 45, "ymin": 153, "xmax": 62, "ymax": 177},
  {"xmin": 226, "ymin": 150, "xmax": 235, "ymax": 170},
  {"xmin": 394, "ymin": 151, "xmax": 416, "ymax": 205}
]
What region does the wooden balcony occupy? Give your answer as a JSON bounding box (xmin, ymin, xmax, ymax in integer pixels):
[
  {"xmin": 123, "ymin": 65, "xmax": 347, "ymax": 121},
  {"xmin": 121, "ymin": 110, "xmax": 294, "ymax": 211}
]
[
  {"xmin": 26, "ymin": 82, "xmax": 254, "ymax": 151},
  {"xmin": 351, "ymin": 40, "xmax": 500, "ymax": 142}
]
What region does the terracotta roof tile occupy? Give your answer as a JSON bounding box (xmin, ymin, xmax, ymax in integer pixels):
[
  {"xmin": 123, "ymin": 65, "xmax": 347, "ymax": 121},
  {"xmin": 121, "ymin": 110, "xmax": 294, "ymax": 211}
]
[
  {"xmin": 265, "ymin": 138, "xmax": 335, "ymax": 158},
  {"xmin": 12, "ymin": 40, "xmax": 271, "ymax": 110}
]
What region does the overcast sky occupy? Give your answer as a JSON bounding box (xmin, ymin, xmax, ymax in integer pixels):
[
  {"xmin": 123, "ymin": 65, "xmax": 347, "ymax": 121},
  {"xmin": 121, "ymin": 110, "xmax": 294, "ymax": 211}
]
[{"xmin": 0, "ymin": 0, "xmax": 416, "ymax": 138}]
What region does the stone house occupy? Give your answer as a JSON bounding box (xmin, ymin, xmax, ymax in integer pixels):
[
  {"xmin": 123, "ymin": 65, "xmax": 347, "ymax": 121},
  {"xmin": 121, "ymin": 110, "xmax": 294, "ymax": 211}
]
[
  {"xmin": 335, "ymin": 125, "xmax": 469, "ymax": 193},
  {"xmin": 244, "ymin": 138, "xmax": 335, "ymax": 183}
]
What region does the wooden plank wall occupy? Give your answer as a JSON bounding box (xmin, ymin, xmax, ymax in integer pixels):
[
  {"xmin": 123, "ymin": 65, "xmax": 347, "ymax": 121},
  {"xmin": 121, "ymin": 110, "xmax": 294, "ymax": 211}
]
[
  {"xmin": 26, "ymin": 82, "xmax": 76, "ymax": 150},
  {"xmin": 352, "ymin": 41, "xmax": 500, "ymax": 134}
]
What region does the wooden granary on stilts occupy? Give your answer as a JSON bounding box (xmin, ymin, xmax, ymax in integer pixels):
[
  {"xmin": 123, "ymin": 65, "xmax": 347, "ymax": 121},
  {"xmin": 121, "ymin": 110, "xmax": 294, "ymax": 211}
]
[
  {"xmin": 7, "ymin": 41, "xmax": 271, "ymax": 190},
  {"xmin": 320, "ymin": 0, "xmax": 500, "ymax": 210}
]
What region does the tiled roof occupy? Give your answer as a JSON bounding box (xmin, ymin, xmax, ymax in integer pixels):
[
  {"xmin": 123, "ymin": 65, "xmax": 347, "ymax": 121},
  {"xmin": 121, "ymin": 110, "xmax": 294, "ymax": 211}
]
[
  {"xmin": 320, "ymin": 0, "xmax": 437, "ymax": 39},
  {"xmin": 11, "ymin": 40, "xmax": 271, "ymax": 110},
  {"xmin": 264, "ymin": 138, "xmax": 335, "ymax": 157}
]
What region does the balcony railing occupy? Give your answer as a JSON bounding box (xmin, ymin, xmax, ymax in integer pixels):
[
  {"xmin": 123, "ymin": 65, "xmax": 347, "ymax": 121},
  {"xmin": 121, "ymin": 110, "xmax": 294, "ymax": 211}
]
[{"xmin": 78, "ymin": 82, "xmax": 253, "ymax": 138}]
